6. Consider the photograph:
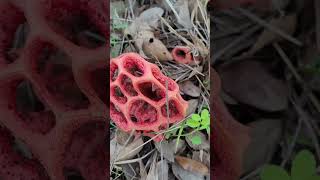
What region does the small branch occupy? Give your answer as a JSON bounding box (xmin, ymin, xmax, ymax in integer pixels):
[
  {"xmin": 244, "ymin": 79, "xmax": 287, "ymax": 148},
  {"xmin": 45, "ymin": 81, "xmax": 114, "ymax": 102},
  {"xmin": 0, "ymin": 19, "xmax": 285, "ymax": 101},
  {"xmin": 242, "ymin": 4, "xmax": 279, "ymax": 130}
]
[
  {"xmin": 273, "ymin": 43, "xmax": 320, "ymax": 113},
  {"xmin": 237, "ymin": 8, "xmax": 303, "ymax": 46}
]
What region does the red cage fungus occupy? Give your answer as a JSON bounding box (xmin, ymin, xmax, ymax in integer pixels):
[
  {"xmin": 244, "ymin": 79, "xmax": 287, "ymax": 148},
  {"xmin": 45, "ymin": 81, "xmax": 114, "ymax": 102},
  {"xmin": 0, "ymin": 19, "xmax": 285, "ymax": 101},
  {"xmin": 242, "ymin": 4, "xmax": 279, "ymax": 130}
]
[
  {"xmin": 172, "ymin": 46, "xmax": 199, "ymax": 64},
  {"xmin": 0, "ymin": 0, "xmax": 107, "ymax": 179},
  {"xmin": 110, "ymin": 53, "xmax": 188, "ymax": 140}
]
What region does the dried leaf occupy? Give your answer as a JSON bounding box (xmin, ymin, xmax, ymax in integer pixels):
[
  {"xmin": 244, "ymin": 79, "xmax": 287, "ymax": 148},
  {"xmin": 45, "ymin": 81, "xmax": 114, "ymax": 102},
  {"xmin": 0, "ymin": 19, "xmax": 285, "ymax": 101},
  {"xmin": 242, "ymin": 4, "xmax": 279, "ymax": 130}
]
[
  {"xmin": 192, "ymin": 151, "xmax": 210, "ymax": 168},
  {"xmin": 243, "ymin": 119, "xmax": 282, "ymax": 173},
  {"xmin": 175, "ymin": 155, "xmax": 209, "ymax": 175},
  {"xmin": 248, "ymin": 14, "xmax": 297, "ymax": 55},
  {"xmin": 170, "ymin": 139, "xmax": 186, "ymax": 154},
  {"xmin": 139, "ymin": 7, "xmax": 164, "ymax": 28},
  {"xmin": 156, "ymin": 160, "xmax": 169, "ymax": 180},
  {"xmin": 172, "ymin": 163, "xmax": 205, "ymax": 180},
  {"xmin": 142, "ymin": 36, "xmax": 173, "ymax": 61},
  {"xmin": 110, "ymin": 137, "xmax": 144, "ymax": 162},
  {"xmin": 186, "ymin": 99, "xmax": 199, "ymax": 116},
  {"xmin": 179, "ymin": 81, "xmax": 201, "ymax": 97},
  {"xmin": 220, "ymin": 60, "xmax": 288, "ymax": 111},
  {"xmin": 146, "ymin": 153, "xmax": 158, "ymax": 180},
  {"xmin": 174, "ymin": 0, "xmax": 193, "ymax": 29},
  {"xmin": 155, "ymin": 140, "xmax": 175, "ymax": 162},
  {"xmin": 115, "ymin": 129, "xmax": 133, "ymax": 145}
]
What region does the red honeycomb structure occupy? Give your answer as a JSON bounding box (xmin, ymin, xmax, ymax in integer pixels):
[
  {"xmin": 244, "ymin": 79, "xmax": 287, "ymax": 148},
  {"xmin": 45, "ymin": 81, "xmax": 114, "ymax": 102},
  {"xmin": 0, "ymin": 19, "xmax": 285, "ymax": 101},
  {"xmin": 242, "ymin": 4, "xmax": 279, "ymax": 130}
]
[
  {"xmin": 0, "ymin": 0, "xmax": 107, "ymax": 179},
  {"xmin": 110, "ymin": 53, "xmax": 188, "ymax": 139}
]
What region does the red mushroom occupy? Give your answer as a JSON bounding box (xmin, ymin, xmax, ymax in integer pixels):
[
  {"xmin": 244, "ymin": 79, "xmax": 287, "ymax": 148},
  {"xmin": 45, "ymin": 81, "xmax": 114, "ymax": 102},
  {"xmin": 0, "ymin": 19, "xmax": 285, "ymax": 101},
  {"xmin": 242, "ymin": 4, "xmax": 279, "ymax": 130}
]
[
  {"xmin": 172, "ymin": 46, "xmax": 200, "ymax": 64},
  {"xmin": 110, "ymin": 53, "xmax": 188, "ymax": 140}
]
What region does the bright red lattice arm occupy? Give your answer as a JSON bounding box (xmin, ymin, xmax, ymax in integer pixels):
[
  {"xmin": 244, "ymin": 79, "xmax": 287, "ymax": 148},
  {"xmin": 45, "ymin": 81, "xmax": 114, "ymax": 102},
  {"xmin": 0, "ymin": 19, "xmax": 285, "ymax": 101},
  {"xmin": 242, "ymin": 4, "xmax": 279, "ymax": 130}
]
[
  {"xmin": 110, "ymin": 53, "xmax": 188, "ymax": 140},
  {"xmin": 0, "ymin": 0, "xmax": 107, "ymax": 179}
]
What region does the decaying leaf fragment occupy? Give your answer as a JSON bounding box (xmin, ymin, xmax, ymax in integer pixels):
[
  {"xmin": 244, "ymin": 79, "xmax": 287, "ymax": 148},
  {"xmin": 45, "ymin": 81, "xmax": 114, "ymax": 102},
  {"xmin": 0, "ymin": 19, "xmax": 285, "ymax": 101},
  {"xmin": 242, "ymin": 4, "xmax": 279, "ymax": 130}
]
[
  {"xmin": 248, "ymin": 14, "xmax": 297, "ymax": 55},
  {"xmin": 175, "ymin": 155, "xmax": 209, "ymax": 175},
  {"xmin": 125, "ymin": 7, "xmax": 173, "ymax": 61}
]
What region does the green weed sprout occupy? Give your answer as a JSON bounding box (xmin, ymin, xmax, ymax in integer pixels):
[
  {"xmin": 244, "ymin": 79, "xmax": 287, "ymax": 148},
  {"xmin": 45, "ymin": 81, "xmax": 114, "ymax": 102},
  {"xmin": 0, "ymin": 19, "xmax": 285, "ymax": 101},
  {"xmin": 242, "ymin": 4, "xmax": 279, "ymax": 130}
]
[{"xmin": 261, "ymin": 150, "xmax": 320, "ymax": 180}]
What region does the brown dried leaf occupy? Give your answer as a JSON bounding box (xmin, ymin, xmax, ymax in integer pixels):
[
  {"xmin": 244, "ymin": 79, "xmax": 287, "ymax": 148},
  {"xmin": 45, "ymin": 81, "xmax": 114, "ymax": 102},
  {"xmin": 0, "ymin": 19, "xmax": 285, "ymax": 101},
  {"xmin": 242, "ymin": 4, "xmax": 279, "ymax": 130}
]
[
  {"xmin": 142, "ymin": 36, "xmax": 173, "ymax": 61},
  {"xmin": 220, "ymin": 60, "xmax": 288, "ymax": 111},
  {"xmin": 110, "ymin": 137, "xmax": 144, "ymax": 162},
  {"xmin": 186, "ymin": 99, "xmax": 199, "ymax": 116},
  {"xmin": 172, "ymin": 163, "xmax": 205, "ymax": 180},
  {"xmin": 179, "ymin": 81, "xmax": 201, "ymax": 97},
  {"xmin": 248, "ymin": 14, "xmax": 297, "ymax": 55},
  {"xmin": 175, "ymin": 155, "xmax": 209, "ymax": 175}
]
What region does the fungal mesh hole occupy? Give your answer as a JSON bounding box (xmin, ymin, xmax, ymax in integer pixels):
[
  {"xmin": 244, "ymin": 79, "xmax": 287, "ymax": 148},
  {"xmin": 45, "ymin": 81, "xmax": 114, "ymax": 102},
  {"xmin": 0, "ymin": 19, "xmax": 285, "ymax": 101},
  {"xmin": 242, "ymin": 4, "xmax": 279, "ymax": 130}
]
[
  {"xmin": 112, "ymin": 86, "xmax": 127, "ymax": 104},
  {"xmin": 151, "ymin": 68, "xmax": 176, "ymax": 91},
  {"xmin": 176, "ymin": 50, "xmax": 186, "ymax": 58},
  {"xmin": 123, "ymin": 58, "xmax": 144, "ymax": 77},
  {"xmin": 138, "ymin": 82, "xmax": 165, "ymax": 102},
  {"xmin": 110, "ymin": 102, "xmax": 127, "ymax": 125},
  {"xmin": 34, "ymin": 42, "xmax": 90, "ymax": 110},
  {"xmin": 16, "ymin": 80, "xmax": 45, "ymax": 113},
  {"xmin": 5, "ymin": 22, "xmax": 29, "ymax": 64},
  {"xmin": 15, "ymin": 80, "xmax": 56, "ymax": 134},
  {"xmin": 110, "ymin": 62, "xmax": 119, "ymax": 82},
  {"xmin": 47, "ymin": 5, "xmax": 105, "ymax": 49},
  {"xmin": 129, "ymin": 100, "xmax": 157, "ymax": 124},
  {"xmin": 161, "ymin": 100, "xmax": 181, "ymax": 118},
  {"xmin": 120, "ymin": 75, "xmax": 138, "ymax": 96}
]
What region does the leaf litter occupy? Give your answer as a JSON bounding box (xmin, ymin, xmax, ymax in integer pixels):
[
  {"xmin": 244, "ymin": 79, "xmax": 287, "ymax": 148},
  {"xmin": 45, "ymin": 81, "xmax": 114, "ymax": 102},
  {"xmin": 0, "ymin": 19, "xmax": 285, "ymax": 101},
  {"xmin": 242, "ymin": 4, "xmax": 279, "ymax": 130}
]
[{"xmin": 110, "ymin": 0, "xmax": 210, "ymax": 179}]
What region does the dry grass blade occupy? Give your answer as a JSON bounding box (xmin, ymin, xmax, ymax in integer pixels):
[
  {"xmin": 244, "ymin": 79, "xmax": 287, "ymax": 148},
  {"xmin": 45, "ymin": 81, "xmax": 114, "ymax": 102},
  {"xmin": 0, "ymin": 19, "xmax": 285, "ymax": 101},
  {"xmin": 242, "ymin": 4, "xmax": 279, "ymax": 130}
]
[{"xmin": 237, "ymin": 8, "xmax": 302, "ymax": 46}]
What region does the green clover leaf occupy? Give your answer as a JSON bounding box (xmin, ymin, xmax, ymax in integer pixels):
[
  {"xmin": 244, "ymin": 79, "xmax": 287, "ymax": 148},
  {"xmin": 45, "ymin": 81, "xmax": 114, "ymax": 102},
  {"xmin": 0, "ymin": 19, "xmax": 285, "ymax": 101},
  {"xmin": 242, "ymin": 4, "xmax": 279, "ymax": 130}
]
[
  {"xmin": 191, "ymin": 135, "xmax": 202, "ymax": 145},
  {"xmin": 261, "ymin": 165, "xmax": 290, "ymax": 180},
  {"xmin": 191, "ymin": 114, "xmax": 201, "ymax": 122},
  {"xmin": 186, "ymin": 118, "xmax": 200, "ymax": 128},
  {"xmin": 291, "ymin": 150, "xmax": 317, "ymax": 180}
]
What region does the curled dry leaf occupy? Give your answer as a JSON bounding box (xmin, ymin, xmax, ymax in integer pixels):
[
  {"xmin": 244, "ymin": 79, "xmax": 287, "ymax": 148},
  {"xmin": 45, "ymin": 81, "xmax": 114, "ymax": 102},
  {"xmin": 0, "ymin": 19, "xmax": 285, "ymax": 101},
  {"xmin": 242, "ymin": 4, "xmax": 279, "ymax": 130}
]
[
  {"xmin": 110, "ymin": 137, "xmax": 144, "ymax": 162},
  {"xmin": 174, "ymin": 0, "xmax": 193, "ymax": 29},
  {"xmin": 192, "ymin": 151, "xmax": 210, "ymax": 168},
  {"xmin": 142, "ymin": 36, "xmax": 173, "ymax": 61},
  {"xmin": 170, "ymin": 138, "xmax": 187, "ymax": 154},
  {"xmin": 115, "ymin": 129, "xmax": 134, "ymax": 145},
  {"xmin": 172, "ymin": 163, "xmax": 205, "ymax": 180},
  {"xmin": 139, "ymin": 7, "xmax": 164, "ymax": 28},
  {"xmin": 219, "ymin": 60, "xmax": 289, "ymax": 111},
  {"xmin": 243, "ymin": 119, "xmax": 282, "ymax": 173},
  {"xmin": 125, "ymin": 7, "xmax": 172, "ymax": 61},
  {"xmin": 186, "ymin": 99, "xmax": 199, "ymax": 116},
  {"xmin": 179, "ymin": 81, "xmax": 201, "ymax": 97},
  {"xmin": 155, "ymin": 140, "xmax": 175, "ymax": 162},
  {"xmin": 175, "ymin": 155, "xmax": 209, "ymax": 175},
  {"xmin": 248, "ymin": 14, "xmax": 297, "ymax": 55},
  {"xmin": 156, "ymin": 160, "xmax": 169, "ymax": 180}
]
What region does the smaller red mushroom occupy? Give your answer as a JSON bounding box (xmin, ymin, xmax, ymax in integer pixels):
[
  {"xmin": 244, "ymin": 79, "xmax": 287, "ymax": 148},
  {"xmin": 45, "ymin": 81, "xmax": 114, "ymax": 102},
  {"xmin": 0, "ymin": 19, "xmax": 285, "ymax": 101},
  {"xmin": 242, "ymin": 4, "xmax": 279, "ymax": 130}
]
[{"xmin": 172, "ymin": 46, "xmax": 200, "ymax": 65}]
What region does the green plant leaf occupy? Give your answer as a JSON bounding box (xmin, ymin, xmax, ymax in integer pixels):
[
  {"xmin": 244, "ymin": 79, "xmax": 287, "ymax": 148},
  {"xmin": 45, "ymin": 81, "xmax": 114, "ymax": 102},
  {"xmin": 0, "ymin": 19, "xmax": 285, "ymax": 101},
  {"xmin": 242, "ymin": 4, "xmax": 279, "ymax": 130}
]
[
  {"xmin": 186, "ymin": 118, "xmax": 200, "ymax": 128},
  {"xmin": 206, "ymin": 126, "xmax": 210, "ymax": 135},
  {"xmin": 191, "ymin": 114, "xmax": 201, "ymax": 122},
  {"xmin": 260, "ymin": 165, "xmax": 290, "ymax": 180},
  {"xmin": 291, "ymin": 150, "xmax": 317, "ymax": 180},
  {"xmin": 191, "ymin": 135, "xmax": 202, "ymax": 145},
  {"xmin": 306, "ymin": 175, "xmax": 320, "ymax": 180},
  {"xmin": 201, "ymin": 109, "xmax": 209, "ymax": 121},
  {"xmin": 201, "ymin": 116, "xmax": 210, "ymax": 127}
]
